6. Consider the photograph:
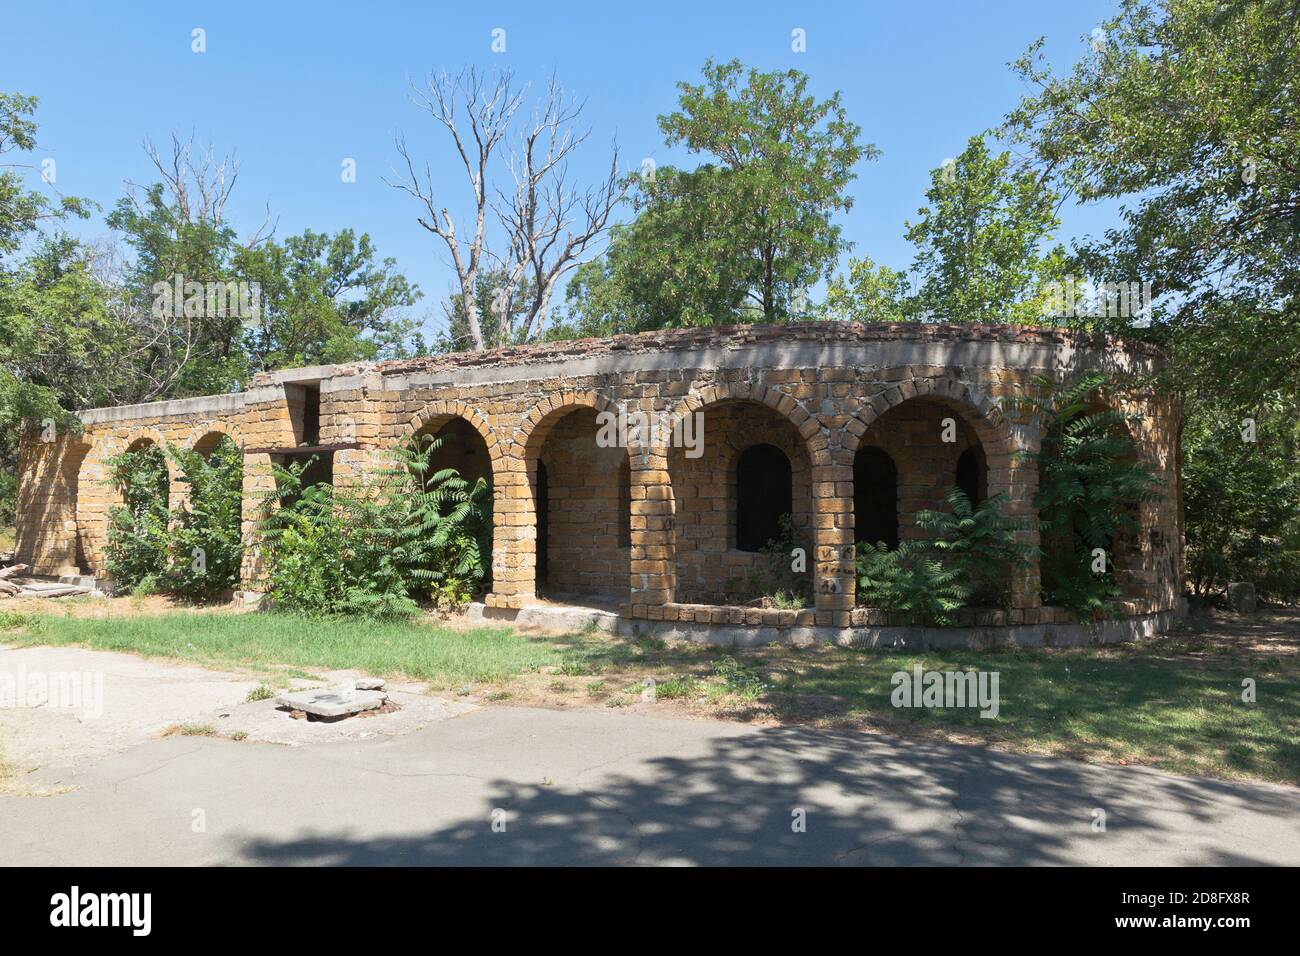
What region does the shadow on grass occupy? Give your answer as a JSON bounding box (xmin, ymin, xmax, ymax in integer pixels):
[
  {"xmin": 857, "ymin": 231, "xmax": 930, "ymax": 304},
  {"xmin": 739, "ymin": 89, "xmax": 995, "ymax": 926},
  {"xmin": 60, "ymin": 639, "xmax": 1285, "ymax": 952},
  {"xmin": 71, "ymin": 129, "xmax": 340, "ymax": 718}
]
[{"xmin": 538, "ymin": 613, "xmax": 1300, "ymax": 785}]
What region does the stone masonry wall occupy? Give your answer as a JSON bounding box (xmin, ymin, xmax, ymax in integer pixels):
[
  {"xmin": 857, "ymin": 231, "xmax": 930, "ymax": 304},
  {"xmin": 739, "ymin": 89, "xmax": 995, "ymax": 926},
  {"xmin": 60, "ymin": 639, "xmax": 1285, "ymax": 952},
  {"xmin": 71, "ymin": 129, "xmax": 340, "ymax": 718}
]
[{"xmin": 14, "ymin": 323, "xmax": 1183, "ymax": 633}]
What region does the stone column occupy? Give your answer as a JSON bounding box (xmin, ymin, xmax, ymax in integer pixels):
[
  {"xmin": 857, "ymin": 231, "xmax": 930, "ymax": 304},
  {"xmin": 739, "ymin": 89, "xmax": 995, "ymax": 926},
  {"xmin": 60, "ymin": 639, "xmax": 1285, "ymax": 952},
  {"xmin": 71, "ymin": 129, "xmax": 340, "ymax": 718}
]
[
  {"xmin": 486, "ymin": 455, "xmax": 534, "ymax": 608},
  {"xmin": 812, "ymin": 458, "xmax": 855, "ymax": 627},
  {"xmin": 1004, "ymin": 429, "xmax": 1043, "ymax": 622},
  {"xmin": 628, "ymin": 445, "xmax": 674, "ymax": 614}
]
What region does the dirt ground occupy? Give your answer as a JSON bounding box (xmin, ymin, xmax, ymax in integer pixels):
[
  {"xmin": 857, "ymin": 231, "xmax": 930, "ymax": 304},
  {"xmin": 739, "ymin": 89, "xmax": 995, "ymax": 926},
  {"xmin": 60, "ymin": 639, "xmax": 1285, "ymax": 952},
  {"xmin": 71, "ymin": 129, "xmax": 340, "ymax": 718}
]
[
  {"xmin": 0, "ymin": 642, "xmax": 477, "ymax": 795},
  {"xmin": 1, "ymin": 592, "xmax": 250, "ymax": 620}
]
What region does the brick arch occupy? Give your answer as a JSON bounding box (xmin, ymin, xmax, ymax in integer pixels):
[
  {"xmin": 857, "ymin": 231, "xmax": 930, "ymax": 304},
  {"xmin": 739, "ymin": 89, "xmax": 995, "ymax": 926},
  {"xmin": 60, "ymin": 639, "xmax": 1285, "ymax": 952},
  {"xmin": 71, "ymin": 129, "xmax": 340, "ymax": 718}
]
[
  {"xmin": 92, "ymin": 428, "xmax": 177, "ymax": 485},
  {"xmin": 1039, "ymin": 388, "xmax": 1160, "ymax": 608},
  {"xmin": 512, "ymin": 391, "xmax": 621, "ymax": 464},
  {"xmin": 71, "ymin": 428, "xmax": 174, "ymax": 576},
  {"xmin": 500, "ymin": 392, "xmax": 631, "ymax": 605},
  {"xmin": 664, "ymin": 383, "xmax": 826, "ymax": 464},
  {"xmin": 844, "ymin": 374, "xmax": 1035, "ymax": 612},
  {"xmin": 398, "ymin": 399, "xmax": 503, "ymax": 464},
  {"xmin": 844, "ymin": 376, "xmax": 1014, "ymax": 460},
  {"xmin": 187, "ymin": 421, "xmax": 245, "ymax": 456},
  {"xmin": 649, "ymin": 384, "xmax": 828, "ymax": 608}
]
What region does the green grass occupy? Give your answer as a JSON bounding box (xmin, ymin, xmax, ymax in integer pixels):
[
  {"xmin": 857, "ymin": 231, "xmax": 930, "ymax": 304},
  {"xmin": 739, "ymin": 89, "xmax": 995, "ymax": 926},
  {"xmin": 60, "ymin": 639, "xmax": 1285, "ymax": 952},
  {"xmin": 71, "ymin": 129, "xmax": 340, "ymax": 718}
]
[
  {"xmin": 6, "ymin": 606, "xmax": 1296, "ymax": 785},
  {"xmin": 6, "ymin": 611, "xmax": 563, "ymax": 687},
  {"xmin": 0, "ymin": 526, "xmax": 14, "ymax": 553},
  {"xmin": 546, "ymin": 615, "xmax": 1300, "ymax": 785}
]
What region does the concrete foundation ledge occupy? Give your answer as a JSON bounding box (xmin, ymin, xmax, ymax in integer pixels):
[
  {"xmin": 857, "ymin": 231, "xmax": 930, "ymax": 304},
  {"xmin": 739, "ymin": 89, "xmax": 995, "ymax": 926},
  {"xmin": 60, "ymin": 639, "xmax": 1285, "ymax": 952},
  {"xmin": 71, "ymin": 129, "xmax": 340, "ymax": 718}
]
[
  {"xmin": 465, "ymin": 599, "xmax": 1185, "ymax": 649},
  {"xmin": 614, "ymin": 604, "xmax": 1187, "ymax": 649},
  {"xmin": 465, "ymin": 601, "xmax": 621, "ymax": 633}
]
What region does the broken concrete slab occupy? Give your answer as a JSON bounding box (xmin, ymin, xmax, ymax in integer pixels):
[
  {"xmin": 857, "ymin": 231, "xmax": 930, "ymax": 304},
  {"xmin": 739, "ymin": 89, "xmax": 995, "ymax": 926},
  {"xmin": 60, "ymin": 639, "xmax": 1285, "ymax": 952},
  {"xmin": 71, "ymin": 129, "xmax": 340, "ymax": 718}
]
[
  {"xmin": 355, "ymin": 678, "xmax": 385, "ymax": 691},
  {"xmin": 275, "ymin": 688, "xmax": 388, "ymax": 718}
]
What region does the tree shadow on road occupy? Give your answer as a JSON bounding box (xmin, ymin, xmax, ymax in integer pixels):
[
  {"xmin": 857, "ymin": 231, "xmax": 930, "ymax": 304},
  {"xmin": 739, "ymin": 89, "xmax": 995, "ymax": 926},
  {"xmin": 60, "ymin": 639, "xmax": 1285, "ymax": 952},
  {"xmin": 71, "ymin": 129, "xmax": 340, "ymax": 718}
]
[{"xmin": 236, "ymin": 721, "xmax": 1298, "ymax": 866}]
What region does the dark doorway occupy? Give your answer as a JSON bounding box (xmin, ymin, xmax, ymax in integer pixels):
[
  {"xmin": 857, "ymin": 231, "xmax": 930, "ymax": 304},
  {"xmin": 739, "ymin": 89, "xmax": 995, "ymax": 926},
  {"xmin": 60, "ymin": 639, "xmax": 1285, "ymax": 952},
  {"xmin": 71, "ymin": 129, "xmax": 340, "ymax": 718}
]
[
  {"xmin": 853, "ymin": 446, "xmax": 899, "ymax": 550},
  {"xmin": 735, "ymin": 443, "xmax": 792, "ymax": 552},
  {"xmin": 955, "ymin": 445, "xmax": 986, "ymax": 507}
]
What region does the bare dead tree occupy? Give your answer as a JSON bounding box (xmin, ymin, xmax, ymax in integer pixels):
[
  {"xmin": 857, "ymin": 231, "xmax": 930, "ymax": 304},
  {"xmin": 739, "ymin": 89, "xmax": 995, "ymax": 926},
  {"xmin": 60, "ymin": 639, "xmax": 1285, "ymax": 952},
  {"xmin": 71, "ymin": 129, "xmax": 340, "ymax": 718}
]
[
  {"xmin": 122, "ymin": 133, "xmax": 274, "ymax": 245},
  {"xmin": 110, "ymin": 135, "xmax": 274, "ymax": 401},
  {"xmin": 387, "ymin": 67, "xmax": 625, "ymax": 350},
  {"xmin": 494, "ymin": 77, "xmax": 624, "ymax": 342}
]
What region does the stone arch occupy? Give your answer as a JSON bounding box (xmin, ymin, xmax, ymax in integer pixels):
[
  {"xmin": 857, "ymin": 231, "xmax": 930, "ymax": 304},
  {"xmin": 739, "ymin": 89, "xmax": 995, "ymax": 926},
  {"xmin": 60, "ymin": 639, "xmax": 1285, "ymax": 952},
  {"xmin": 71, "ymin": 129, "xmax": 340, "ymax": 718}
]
[
  {"xmin": 188, "ymin": 421, "xmax": 245, "ymax": 457},
  {"xmin": 74, "ymin": 434, "xmax": 114, "ymax": 574},
  {"xmin": 658, "ymin": 385, "xmax": 822, "ymax": 608},
  {"xmin": 398, "ymin": 399, "xmax": 503, "ymax": 465},
  {"xmin": 512, "ymin": 391, "xmax": 620, "ymax": 461},
  {"xmin": 508, "ymin": 392, "xmax": 632, "ymax": 605},
  {"xmin": 1038, "ymin": 388, "xmax": 1160, "ymax": 609},
  {"xmin": 845, "ymin": 376, "xmax": 1014, "ymax": 461},
  {"xmin": 844, "ymin": 375, "xmax": 1031, "ymax": 611},
  {"xmin": 391, "ymin": 399, "xmax": 506, "ymax": 597},
  {"xmin": 664, "ymin": 383, "xmax": 825, "ymax": 463}
]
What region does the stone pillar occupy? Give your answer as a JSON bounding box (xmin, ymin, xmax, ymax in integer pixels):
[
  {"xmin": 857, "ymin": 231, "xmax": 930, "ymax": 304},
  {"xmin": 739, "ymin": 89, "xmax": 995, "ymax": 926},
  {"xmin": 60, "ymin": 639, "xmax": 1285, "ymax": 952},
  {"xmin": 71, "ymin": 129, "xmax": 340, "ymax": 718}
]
[
  {"xmin": 812, "ymin": 458, "xmax": 854, "ymax": 626},
  {"xmin": 628, "ymin": 445, "xmax": 674, "ymax": 613},
  {"xmin": 486, "ymin": 455, "xmax": 533, "ymax": 607},
  {"xmin": 14, "ymin": 426, "xmax": 87, "ymax": 576},
  {"xmin": 238, "ymin": 451, "xmax": 276, "ymax": 588},
  {"xmin": 1004, "ymin": 434, "xmax": 1042, "ymax": 621}
]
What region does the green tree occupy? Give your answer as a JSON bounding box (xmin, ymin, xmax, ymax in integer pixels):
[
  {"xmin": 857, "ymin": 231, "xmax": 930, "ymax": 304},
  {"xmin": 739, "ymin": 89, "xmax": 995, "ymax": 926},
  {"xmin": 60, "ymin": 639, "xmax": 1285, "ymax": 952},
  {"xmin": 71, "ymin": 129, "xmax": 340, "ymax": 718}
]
[
  {"xmin": 1012, "ymin": 373, "xmax": 1164, "ymax": 617},
  {"xmin": 0, "ymin": 93, "xmax": 91, "ymax": 263},
  {"xmin": 567, "ymin": 60, "xmax": 872, "ymax": 330},
  {"xmin": 104, "ymin": 445, "xmax": 171, "ymax": 593},
  {"xmin": 434, "ymin": 267, "xmax": 535, "ymax": 352},
  {"xmin": 904, "ymin": 136, "xmax": 1065, "ymax": 323},
  {"xmin": 235, "ymin": 228, "xmax": 420, "ymax": 369},
  {"xmin": 1003, "ymin": 0, "xmax": 1300, "ymax": 600},
  {"xmin": 821, "ymin": 255, "xmax": 910, "ymax": 322},
  {"xmin": 166, "ymin": 437, "xmax": 245, "ymax": 600},
  {"xmin": 0, "ymin": 94, "xmax": 95, "ymax": 520}
]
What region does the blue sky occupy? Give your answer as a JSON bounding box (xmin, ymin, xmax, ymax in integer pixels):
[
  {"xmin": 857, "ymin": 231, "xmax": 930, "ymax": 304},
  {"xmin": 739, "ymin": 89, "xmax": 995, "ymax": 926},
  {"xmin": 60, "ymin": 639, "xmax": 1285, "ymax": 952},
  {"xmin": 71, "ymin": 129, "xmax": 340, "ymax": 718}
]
[{"xmin": 4, "ymin": 0, "xmax": 1121, "ymax": 339}]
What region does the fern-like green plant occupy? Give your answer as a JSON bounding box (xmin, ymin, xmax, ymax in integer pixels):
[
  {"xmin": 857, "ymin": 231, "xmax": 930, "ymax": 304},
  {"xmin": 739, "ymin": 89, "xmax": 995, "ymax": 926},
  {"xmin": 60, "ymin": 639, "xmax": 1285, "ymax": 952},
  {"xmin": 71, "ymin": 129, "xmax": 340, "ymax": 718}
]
[
  {"xmin": 855, "ymin": 539, "xmax": 972, "ymax": 626},
  {"xmin": 104, "ymin": 445, "xmax": 171, "ymax": 593},
  {"xmin": 256, "ymin": 433, "xmax": 490, "ymax": 617},
  {"xmin": 164, "ymin": 438, "xmax": 244, "ymax": 600},
  {"xmin": 914, "ymin": 487, "xmax": 1036, "ymax": 608}
]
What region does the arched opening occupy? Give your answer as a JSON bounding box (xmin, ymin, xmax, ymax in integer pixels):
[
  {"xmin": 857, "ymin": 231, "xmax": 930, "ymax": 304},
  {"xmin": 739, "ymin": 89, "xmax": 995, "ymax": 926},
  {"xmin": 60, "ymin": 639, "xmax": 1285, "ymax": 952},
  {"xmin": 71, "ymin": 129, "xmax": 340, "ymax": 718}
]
[
  {"xmin": 1039, "ymin": 400, "xmax": 1150, "ymax": 605},
  {"xmin": 181, "ymin": 432, "xmax": 245, "ymax": 596},
  {"xmin": 121, "ymin": 438, "xmax": 169, "ymax": 510},
  {"xmin": 414, "ymin": 417, "xmax": 492, "ymax": 491},
  {"xmin": 955, "ymin": 445, "xmax": 987, "ymax": 507},
  {"xmin": 411, "ymin": 415, "xmax": 495, "ymax": 594},
  {"xmin": 105, "ymin": 438, "xmax": 170, "ymax": 591},
  {"xmin": 667, "ymin": 399, "xmax": 813, "ymax": 605},
  {"xmin": 853, "ymin": 446, "xmax": 899, "ymax": 550},
  {"xmin": 526, "ymin": 405, "xmax": 630, "ymax": 605},
  {"xmin": 855, "ymin": 397, "xmax": 994, "ymax": 546},
  {"xmin": 735, "ymin": 443, "xmax": 792, "ymax": 552},
  {"xmin": 851, "ymin": 394, "xmax": 1006, "ymax": 610}
]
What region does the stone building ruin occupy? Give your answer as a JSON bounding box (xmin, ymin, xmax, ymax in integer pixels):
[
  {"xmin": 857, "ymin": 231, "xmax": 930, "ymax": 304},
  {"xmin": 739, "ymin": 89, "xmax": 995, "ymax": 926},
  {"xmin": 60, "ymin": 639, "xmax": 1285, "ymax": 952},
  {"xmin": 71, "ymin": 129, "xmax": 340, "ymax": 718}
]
[{"xmin": 15, "ymin": 323, "xmax": 1185, "ymax": 646}]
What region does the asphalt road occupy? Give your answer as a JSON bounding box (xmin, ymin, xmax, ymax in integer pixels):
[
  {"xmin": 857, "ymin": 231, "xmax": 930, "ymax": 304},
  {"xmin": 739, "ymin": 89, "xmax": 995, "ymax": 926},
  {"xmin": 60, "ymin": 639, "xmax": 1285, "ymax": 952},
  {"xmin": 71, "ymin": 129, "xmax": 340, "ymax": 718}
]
[{"xmin": 4, "ymin": 704, "xmax": 1298, "ymax": 866}]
